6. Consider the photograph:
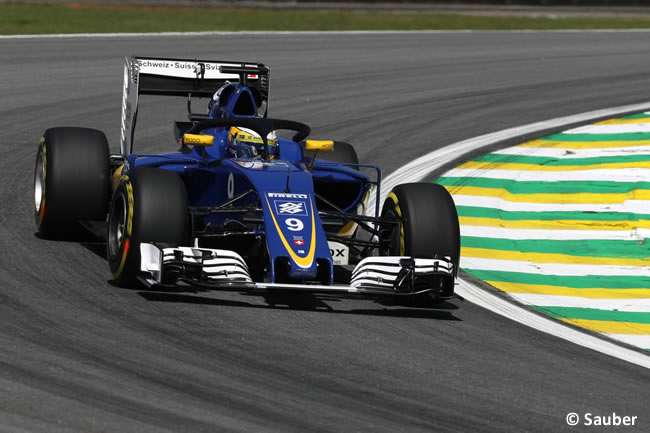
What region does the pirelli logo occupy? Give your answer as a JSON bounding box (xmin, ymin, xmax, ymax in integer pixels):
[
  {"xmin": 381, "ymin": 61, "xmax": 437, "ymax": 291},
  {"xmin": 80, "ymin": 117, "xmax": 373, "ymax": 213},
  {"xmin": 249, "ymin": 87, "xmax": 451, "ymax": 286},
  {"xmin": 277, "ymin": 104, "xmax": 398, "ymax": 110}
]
[{"xmin": 268, "ymin": 193, "xmax": 308, "ymax": 199}]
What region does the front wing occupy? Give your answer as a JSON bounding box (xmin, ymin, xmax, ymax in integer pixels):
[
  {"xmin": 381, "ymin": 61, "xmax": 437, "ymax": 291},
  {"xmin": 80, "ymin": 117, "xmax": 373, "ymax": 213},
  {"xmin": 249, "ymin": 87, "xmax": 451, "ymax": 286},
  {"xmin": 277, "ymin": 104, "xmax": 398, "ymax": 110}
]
[{"xmin": 139, "ymin": 244, "xmax": 455, "ymax": 298}]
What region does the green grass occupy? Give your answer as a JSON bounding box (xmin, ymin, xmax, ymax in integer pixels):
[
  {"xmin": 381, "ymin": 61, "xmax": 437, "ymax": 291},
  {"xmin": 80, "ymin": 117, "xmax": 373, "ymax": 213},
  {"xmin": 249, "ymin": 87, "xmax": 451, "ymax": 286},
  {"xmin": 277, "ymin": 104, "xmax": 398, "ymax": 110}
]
[{"xmin": 2, "ymin": 3, "xmax": 650, "ymax": 34}]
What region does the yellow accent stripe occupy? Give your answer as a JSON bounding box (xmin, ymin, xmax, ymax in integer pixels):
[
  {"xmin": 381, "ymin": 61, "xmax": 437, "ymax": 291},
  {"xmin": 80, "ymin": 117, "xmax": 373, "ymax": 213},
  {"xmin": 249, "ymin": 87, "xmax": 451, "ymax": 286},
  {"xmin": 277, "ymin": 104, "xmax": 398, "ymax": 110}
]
[
  {"xmin": 594, "ymin": 118, "xmax": 650, "ymax": 124},
  {"xmin": 519, "ymin": 139, "xmax": 650, "ymax": 149},
  {"xmin": 114, "ymin": 246, "xmax": 130, "ymax": 279},
  {"xmin": 487, "ymin": 281, "xmax": 650, "ymax": 299},
  {"xmin": 125, "ymin": 179, "xmax": 134, "ymax": 236},
  {"xmin": 337, "ymin": 220, "xmax": 357, "ymax": 237},
  {"xmin": 443, "ymin": 185, "xmax": 650, "ymax": 204},
  {"xmin": 387, "ymin": 193, "xmax": 401, "ymax": 217},
  {"xmin": 456, "ymin": 160, "xmax": 650, "ymax": 172},
  {"xmin": 265, "ymin": 195, "xmax": 316, "ymax": 268},
  {"xmin": 111, "ymin": 164, "xmax": 124, "ymax": 192},
  {"xmin": 462, "ymin": 246, "xmax": 650, "ymax": 266},
  {"xmin": 561, "ymin": 318, "xmax": 650, "ymax": 335},
  {"xmin": 386, "ymin": 192, "xmax": 404, "ymax": 255},
  {"xmin": 458, "ymin": 216, "xmax": 650, "ymax": 230},
  {"xmin": 114, "ymin": 175, "xmax": 133, "ymax": 278}
]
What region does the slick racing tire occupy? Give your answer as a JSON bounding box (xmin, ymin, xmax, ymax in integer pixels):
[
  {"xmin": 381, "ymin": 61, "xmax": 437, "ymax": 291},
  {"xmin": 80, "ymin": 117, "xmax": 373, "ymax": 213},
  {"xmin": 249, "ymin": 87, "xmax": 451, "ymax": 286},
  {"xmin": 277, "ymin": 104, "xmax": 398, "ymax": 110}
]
[
  {"xmin": 107, "ymin": 167, "xmax": 189, "ymax": 285},
  {"xmin": 381, "ymin": 183, "xmax": 460, "ymax": 305},
  {"xmin": 303, "ymin": 141, "xmax": 359, "ymax": 166},
  {"xmin": 34, "ymin": 127, "xmax": 110, "ymax": 237}
]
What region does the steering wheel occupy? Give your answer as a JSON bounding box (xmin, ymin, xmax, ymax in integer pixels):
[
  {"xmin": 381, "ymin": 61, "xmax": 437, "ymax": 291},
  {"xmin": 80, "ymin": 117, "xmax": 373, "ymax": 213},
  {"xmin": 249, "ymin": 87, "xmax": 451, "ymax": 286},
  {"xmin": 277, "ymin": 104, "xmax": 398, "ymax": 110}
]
[{"xmin": 186, "ymin": 117, "xmax": 311, "ymax": 160}]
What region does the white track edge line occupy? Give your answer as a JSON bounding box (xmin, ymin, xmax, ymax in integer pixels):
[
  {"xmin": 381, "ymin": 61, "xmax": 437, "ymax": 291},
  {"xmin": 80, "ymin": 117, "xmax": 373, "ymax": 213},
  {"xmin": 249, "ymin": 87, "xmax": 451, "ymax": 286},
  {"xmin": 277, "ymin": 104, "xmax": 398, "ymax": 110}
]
[
  {"xmin": 4, "ymin": 29, "xmax": 650, "ymax": 39},
  {"xmin": 457, "ymin": 279, "xmax": 650, "ymax": 368},
  {"xmin": 3, "ymin": 30, "xmax": 473, "ymax": 39},
  {"xmin": 375, "ymin": 101, "xmax": 650, "ymax": 369}
]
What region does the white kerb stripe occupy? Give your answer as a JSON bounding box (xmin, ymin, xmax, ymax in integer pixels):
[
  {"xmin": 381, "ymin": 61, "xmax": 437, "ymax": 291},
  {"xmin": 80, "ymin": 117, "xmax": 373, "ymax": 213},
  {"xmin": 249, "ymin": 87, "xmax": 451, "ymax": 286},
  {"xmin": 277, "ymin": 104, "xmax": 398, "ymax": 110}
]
[
  {"xmin": 507, "ymin": 293, "xmax": 650, "ymax": 313},
  {"xmin": 442, "ymin": 167, "xmax": 650, "ymax": 182},
  {"xmin": 460, "ymin": 225, "xmax": 650, "ymax": 241},
  {"xmin": 460, "ymin": 257, "xmax": 650, "ymax": 277},
  {"xmin": 605, "ymin": 334, "xmax": 650, "ymax": 350},
  {"xmin": 451, "ymin": 194, "xmax": 650, "ymax": 213},
  {"xmin": 492, "ymin": 146, "xmax": 650, "ymax": 158},
  {"xmin": 565, "ymin": 123, "xmax": 650, "ymax": 134}
]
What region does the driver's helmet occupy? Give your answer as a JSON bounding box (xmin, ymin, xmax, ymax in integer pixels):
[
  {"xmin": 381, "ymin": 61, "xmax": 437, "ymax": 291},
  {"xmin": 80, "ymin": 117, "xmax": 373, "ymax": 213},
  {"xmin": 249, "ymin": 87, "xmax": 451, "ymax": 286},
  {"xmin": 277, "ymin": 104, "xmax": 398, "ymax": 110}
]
[{"xmin": 227, "ymin": 127, "xmax": 278, "ymax": 159}]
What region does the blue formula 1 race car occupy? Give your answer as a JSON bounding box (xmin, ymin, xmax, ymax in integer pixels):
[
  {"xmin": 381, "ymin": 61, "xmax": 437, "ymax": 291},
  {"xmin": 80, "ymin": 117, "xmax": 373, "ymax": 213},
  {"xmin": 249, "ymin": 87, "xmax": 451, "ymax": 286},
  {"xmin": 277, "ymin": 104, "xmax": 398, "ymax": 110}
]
[{"xmin": 33, "ymin": 56, "xmax": 460, "ymax": 306}]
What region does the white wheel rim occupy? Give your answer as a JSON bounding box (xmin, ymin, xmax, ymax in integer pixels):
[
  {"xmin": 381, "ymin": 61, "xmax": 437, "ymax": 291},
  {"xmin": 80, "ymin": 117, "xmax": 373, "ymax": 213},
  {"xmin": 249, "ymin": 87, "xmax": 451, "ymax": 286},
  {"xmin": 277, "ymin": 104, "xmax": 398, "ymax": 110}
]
[
  {"xmin": 108, "ymin": 194, "xmax": 127, "ymax": 257},
  {"xmin": 34, "ymin": 151, "xmax": 44, "ymax": 213}
]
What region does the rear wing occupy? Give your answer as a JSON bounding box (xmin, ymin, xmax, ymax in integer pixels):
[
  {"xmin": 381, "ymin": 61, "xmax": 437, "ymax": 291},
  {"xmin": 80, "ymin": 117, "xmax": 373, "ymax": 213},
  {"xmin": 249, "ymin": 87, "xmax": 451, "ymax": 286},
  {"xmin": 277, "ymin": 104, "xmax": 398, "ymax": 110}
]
[{"xmin": 120, "ymin": 56, "xmax": 270, "ymax": 155}]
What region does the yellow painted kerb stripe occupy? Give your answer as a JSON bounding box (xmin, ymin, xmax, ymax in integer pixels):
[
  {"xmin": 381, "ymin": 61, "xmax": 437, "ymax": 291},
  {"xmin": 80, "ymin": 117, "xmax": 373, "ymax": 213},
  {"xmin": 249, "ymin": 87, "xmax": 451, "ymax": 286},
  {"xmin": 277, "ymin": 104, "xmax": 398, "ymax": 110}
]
[
  {"xmin": 594, "ymin": 118, "xmax": 650, "ymax": 124},
  {"xmin": 444, "ymin": 185, "xmax": 650, "ymax": 204},
  {"xmin": 561, "ymin": 318, "xmax": 650, "ymax": 335},
  {"xmin": 487, "ymin": 281, "xmax": 650, "ymax": 300}
]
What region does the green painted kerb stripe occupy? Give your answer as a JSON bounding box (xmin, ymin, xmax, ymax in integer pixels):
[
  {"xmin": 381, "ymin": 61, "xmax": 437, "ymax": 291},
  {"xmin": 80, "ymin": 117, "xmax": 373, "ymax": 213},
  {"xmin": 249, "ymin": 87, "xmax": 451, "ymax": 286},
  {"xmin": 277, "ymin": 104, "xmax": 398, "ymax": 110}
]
[
  {"xmin": 530, "ymin": 306, "xmax": 650, "ymax": 324},
  {"xmin": 461, "ymin": 236, "xmax": 650, "ymax": 260},
  {"xmin": 463, "ymin": 269, "xmax": 650, "ymax": 290},
  {"xmin": 540, "ymin": 132, "xmax": 650, "ymax": 142},
  {"xmin": 620, "ymin": 113, "xmax": 650, "ymax": 119},
  {"xmin": 438, "ymin": 177, "xmax": 650, "ymax": 194},
  {"xmin": 457, "ymin": 205, "xmax": 650, "ymax": 222},
  {"xmin": 471, "ymin": 153, "xmax": 650, "ymax": 166}
]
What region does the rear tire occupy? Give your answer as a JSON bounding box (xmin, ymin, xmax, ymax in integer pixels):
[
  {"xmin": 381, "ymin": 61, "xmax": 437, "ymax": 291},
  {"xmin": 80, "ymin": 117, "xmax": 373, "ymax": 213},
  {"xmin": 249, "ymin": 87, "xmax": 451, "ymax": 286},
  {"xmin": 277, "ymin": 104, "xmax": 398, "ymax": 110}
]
[
  {"xmin": 34, "ymin": 127, "xmax": 110, "ymax": 237},
  {"xmin": 107, "ymin": 167, "xmax": 189, "ymax": 285},
  {"xmin": 381, "ymin": 183, "xmax": 460, "ymax": 305}
]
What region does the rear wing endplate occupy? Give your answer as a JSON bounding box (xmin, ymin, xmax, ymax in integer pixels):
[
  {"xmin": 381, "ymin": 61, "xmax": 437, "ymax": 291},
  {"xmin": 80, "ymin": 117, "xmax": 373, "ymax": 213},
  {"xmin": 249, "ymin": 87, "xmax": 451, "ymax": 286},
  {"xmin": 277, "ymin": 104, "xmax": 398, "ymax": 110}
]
[{"xmin": 120, "ymin": 56, "xmax": 270, "ymax": 155}]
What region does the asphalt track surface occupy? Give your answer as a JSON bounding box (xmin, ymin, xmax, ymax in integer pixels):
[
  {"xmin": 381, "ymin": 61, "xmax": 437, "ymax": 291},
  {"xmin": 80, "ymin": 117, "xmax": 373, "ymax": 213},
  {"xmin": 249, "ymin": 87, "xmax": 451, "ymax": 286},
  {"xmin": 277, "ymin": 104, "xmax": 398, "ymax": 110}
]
[{"xmin": 1, "ymin": 32, "xmax": 650, "ymax": 432}]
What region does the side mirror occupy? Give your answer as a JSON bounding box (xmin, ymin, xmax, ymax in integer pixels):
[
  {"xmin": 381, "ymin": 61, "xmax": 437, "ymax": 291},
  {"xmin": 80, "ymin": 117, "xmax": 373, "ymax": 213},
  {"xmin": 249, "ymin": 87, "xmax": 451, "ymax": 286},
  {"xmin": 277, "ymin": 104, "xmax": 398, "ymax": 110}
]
[
  {"xmin": 183, "ymin": 133, "xmax": 214, "ymax": 147},
  {"xmin": 305, "ymin": 140, "xmax": 334, "ymax": 152},
  {"xmin": 305, "ymin": 140, "xmax": 334, "ymax": 169}
]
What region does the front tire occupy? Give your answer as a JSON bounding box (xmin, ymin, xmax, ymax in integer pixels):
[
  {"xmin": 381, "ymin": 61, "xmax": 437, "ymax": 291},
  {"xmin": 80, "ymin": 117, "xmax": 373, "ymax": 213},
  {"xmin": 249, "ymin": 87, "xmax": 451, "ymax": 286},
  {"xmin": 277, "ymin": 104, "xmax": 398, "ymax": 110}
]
[
  {"xmin": 107, "ymin": 167, "xmax": 189, "ymax": 285},
  {"xmin": 381, "ymin": 183, "xmax": 460, "ymax": 304},
  {"xmin": 34, "ymin": 127, "xmax": 110, "ymax": 237}
]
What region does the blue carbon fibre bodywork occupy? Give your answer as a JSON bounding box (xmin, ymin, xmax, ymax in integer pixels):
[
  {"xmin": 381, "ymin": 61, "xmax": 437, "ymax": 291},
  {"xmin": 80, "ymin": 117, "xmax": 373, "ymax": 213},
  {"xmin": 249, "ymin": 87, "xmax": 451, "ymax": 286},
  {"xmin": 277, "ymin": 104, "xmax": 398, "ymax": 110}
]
[{"xmin": 124, "ymin": 126, "xmax": 371, "ymax": 284}]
